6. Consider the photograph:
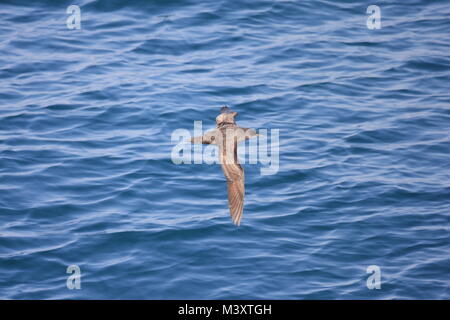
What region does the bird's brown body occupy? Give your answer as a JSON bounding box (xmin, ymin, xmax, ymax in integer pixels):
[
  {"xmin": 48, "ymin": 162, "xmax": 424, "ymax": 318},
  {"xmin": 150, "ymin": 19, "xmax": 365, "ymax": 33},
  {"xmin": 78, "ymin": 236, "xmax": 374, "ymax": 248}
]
[{"xmin": 190, "ymin": 106, "xmax": 258, "ymax": 226}]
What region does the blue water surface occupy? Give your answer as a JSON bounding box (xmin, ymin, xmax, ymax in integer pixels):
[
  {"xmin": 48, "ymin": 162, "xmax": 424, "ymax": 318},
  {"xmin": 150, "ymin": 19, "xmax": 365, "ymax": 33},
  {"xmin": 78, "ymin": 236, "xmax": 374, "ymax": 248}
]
[{"xmin": 0, "ymin": 0, "xmax": 449, "ymax": 299}]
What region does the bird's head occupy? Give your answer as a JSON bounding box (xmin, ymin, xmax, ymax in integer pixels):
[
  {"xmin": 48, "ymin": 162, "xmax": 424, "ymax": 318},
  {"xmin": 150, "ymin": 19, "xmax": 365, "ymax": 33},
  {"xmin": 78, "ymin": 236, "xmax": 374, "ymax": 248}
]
[{"xmin": 216, "ymin": 105, "xmax": 237, "ymax": 125}]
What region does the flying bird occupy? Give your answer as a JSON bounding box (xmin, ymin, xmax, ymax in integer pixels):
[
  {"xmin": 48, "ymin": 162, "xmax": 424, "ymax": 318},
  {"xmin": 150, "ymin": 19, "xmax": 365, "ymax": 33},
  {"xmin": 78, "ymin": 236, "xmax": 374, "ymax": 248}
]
[{"xmin": 190, "ymin": 106, "xmax": 259, "ymax": 226}]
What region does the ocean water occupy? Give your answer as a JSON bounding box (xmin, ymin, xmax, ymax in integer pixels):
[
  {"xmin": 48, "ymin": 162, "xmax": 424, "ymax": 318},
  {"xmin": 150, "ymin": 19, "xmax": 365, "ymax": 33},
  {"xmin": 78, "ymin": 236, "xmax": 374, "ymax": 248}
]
[{"xmin": 1, "ymin": 0, "xmax": 449, "ymax": 300}]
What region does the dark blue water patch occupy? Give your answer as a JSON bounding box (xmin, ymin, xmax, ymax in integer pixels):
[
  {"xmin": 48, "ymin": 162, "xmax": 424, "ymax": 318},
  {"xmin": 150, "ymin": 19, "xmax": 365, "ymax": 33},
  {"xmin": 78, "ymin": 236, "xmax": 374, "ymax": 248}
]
[{"xmin": 403, "ymin": 57, "xmax": 450, "ymax": 72}]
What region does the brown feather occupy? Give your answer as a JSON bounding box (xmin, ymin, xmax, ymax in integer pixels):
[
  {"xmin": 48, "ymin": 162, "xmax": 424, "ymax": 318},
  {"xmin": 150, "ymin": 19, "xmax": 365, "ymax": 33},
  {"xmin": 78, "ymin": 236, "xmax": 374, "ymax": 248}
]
[{"xmin": 219, "ymin": 137, "xmax": 245, "ymax": 226}]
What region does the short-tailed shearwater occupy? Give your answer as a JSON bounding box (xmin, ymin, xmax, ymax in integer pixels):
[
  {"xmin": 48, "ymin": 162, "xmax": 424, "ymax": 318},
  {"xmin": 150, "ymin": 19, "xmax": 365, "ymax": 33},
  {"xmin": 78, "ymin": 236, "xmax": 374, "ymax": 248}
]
[{"xmin": 190, "ymin": 106, "xmax": 258, "ymax": 226}]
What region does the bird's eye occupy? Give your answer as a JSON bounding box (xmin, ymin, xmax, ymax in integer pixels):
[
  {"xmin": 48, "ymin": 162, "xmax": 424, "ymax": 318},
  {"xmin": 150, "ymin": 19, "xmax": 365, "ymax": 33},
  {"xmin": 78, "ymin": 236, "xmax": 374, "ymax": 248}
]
[{"xmin": 211, "ymin": 136, "xmax": 215, "ymax": 141}]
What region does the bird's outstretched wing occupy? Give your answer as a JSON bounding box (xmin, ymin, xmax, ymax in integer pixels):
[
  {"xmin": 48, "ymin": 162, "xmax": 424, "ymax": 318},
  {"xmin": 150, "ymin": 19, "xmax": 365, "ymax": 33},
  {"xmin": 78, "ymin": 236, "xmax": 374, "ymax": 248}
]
[
  {"xmin": 190, "ymin": 129, "xmax": 221, "ymax": 144},
  {"xmin": 219, "ymin": 138, "xmax": 245, "ymax": 226}
]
